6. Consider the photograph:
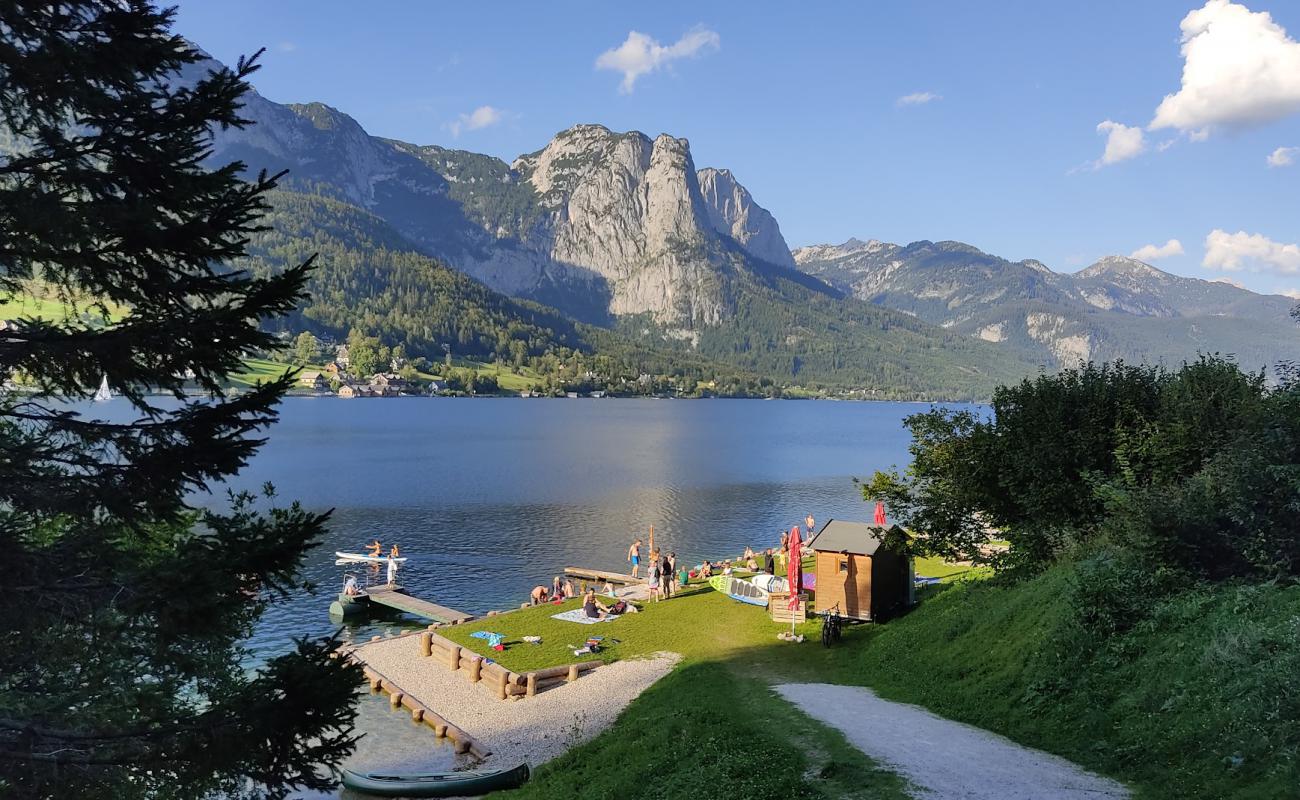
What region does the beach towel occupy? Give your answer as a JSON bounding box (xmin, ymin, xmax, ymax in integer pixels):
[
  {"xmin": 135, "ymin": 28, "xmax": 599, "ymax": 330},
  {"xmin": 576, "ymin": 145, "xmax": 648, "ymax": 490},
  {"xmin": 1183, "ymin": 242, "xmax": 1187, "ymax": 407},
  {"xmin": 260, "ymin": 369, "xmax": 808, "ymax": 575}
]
[
  {"xmin": 471, "ymin": 630, "xmax": 506, "ymax": 649},
  {"xmin": 551, "ymin": 608, "xmax": 612, "ymax": 625}
]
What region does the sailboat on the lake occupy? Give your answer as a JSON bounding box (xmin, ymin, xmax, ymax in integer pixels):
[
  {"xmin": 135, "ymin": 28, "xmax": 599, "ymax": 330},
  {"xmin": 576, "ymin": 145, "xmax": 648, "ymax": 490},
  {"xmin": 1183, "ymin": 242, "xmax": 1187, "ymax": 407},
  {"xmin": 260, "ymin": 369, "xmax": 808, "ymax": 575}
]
[{"xmin": 93, "ymin": 375, "xmax": 112, "ymax": 402}]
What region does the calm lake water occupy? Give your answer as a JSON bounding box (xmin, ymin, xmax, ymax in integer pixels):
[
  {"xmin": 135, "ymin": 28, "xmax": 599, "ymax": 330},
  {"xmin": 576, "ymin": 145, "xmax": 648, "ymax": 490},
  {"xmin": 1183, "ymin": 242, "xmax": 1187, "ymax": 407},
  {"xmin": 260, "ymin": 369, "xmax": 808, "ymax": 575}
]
[{"xmin": 97, "ymin": 396, "xmax": 955, "ymax": 789}]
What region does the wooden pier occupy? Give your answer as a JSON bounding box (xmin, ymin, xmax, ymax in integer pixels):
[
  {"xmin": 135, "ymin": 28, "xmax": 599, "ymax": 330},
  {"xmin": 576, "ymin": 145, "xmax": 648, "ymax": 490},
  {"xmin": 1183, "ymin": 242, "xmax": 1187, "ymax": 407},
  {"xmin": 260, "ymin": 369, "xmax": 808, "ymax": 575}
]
[
  {"xmin": 366, "ymin": 585, "xmax": 474, "ymax": 624},
  {"xmin": 563, "ymin": 566, "xmax": 640, "ymax": 585}
]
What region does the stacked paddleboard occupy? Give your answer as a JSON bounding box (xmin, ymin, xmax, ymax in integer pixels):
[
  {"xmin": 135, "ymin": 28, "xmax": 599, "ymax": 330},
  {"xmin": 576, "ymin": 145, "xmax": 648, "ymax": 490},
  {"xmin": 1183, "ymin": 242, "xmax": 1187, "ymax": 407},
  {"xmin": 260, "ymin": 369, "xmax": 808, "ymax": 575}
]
[
  {"xmin": 708, "ymin": 575, "xmax": 771, "ymax": 607},
  {"xmin": 335, "ymin": 551, "xmax": 408, "ymax": 564}
]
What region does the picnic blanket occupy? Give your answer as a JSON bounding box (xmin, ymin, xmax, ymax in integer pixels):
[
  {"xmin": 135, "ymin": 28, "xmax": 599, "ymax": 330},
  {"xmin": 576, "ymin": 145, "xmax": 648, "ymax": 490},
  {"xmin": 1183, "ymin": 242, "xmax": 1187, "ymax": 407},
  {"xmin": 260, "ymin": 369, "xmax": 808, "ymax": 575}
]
[
  {"xmin": 551, "ymin": 608, "xmax": 612, "ymax": 625},
  {"xmin": 470, "ymin": 630, "xmax": 505, "ymax": 648}
]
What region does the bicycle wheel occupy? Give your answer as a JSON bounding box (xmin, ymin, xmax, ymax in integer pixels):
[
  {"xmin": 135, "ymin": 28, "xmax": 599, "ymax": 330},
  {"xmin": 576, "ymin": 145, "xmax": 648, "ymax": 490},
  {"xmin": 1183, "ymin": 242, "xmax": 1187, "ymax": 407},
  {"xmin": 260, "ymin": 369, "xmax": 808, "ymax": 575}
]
[
  {"xmin": 821, "ymin": 618, "xmax": 834, "ymax": 647},
  {"xmin": 831, "ymin": 617, "xmax": 843, "ymax": 643}
]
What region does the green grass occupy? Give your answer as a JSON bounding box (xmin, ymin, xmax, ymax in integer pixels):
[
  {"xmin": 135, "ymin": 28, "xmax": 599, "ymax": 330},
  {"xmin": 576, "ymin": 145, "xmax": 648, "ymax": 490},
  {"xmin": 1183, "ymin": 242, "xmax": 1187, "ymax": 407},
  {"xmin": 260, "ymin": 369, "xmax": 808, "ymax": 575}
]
[
  {"xmin": 496, "ymin": 661, "xmax": 913, "ymax": 800},
  {"xmin": 229, "ymin": 358, "xmax": 302, "ymax": 389}
]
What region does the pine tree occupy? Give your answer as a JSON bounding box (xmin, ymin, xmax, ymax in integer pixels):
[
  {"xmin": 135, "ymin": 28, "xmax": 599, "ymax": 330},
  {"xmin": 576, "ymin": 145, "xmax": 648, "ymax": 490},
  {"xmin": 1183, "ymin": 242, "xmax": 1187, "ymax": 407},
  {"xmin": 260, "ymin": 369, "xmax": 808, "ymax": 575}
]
[{"xmin": 0, "ymin": 3, "xmax": 359, "ymax": 797}]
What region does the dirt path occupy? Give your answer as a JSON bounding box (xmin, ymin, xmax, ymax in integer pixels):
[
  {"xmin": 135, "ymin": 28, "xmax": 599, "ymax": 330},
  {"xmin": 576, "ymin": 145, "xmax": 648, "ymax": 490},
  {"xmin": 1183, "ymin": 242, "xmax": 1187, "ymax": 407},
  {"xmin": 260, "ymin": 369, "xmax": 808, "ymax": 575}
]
[{"xmin": 776, "ymin": 683, "xmax": 1129, "ymax": 800}]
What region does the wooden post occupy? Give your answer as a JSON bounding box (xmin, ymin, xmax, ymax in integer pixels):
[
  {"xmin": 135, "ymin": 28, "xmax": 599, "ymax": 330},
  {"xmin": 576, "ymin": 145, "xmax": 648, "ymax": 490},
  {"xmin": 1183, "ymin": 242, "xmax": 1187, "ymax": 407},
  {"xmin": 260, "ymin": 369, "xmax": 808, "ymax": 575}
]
[
  {"xmin": 448, "ymin": 643, "xmax": 461, "ymax": 672},
  {"xmin": 496, "ymin": 669, "xmax": 507, "ymax": 700},
  {"xmin": 567, "ymin": 664, "xmax": 579, "ymax": 683},
  {"xmin": 420, "ymin": 631, "xmax": 432, "ymax": 657},
  {"xmin": 454, "ymin": 738, "xmax": 470, "ymax": 755},
  {"xmin": 411, "ymin": 707, "xmax": 423, "ymax": 723},
  {"xmin": 390, "ymin": 692, "xmax": 403, "ymax": 708},
  {"xmin": 526, "ymin": 672, "xmax": 537, "ymax": 698},
  {"xmin": 649, "ymin": 524, "xmax": 654, "ymax": 557},
  {"xmin": 434, "ymin": 722, "xmax": 448, "ymax": 738},
  {"xmin": 469, "ymin": 657, "xmax": 482, "ymax": 683}
]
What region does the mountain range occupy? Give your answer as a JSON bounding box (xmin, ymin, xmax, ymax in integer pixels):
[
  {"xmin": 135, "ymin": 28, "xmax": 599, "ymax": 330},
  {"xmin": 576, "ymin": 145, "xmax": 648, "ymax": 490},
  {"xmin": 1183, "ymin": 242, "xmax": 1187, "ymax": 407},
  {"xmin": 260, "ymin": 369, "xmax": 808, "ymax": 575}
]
[{"xmin": 183, "ymin": 51, "xmax": 1296, "ymax": 395}]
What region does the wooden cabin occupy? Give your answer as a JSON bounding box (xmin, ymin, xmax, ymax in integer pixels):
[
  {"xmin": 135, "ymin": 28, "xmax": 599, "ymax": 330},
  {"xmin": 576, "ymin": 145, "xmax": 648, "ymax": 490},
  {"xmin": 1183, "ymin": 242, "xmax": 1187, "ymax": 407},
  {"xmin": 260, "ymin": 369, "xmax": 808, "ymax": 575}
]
[{"xmin": 806, "ymin": 519, "xmax": 913, "ymax": 622}]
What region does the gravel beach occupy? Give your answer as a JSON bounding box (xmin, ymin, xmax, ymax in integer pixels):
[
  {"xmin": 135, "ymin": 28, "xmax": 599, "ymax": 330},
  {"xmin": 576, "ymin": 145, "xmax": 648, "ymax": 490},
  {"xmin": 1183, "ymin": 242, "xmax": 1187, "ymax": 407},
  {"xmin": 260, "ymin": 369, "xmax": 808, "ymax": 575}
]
[{"xmin": 353, "ymin": 634, "xmax": 680, "ymax": 767}]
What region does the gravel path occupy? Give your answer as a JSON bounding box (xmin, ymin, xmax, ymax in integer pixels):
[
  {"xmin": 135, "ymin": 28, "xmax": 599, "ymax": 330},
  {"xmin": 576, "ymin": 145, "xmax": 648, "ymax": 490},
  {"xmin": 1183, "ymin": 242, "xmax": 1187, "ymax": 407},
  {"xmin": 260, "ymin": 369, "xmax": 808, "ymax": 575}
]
[
  {"xmin": 776, "ymin": 683, "xmax": 1129, "ymax": 800},
  {"xmin": 355, "ymin": 635, "xmax": 679, "ymax": 767}
]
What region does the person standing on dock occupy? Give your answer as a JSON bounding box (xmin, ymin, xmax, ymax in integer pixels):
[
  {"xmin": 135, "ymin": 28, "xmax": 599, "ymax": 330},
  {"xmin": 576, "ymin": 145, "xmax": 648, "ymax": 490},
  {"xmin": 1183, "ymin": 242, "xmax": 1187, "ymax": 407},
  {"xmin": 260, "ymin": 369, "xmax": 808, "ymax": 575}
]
[
  {"xmin": 806, "ymin": 514, "xmax": 816, "ymax": 536},
  {"xmin": 386, "ymin": 555, "xmax": 397, "ymax": 586},
  {"xmin": 660, "ymin": 551, "xmax": 673, "ymax": 598},
  {"xmin": 628, "ymin": 538, "xmax": 642, "ymax": 578}
]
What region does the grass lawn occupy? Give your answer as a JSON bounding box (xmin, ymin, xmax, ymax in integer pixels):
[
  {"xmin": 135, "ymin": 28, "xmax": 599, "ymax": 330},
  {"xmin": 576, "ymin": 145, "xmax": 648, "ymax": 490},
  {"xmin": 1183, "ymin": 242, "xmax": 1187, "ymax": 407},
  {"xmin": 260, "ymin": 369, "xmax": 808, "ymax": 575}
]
[{"xmin": 229, "ymin": 358, "xmax": 303, "ymax": 389}]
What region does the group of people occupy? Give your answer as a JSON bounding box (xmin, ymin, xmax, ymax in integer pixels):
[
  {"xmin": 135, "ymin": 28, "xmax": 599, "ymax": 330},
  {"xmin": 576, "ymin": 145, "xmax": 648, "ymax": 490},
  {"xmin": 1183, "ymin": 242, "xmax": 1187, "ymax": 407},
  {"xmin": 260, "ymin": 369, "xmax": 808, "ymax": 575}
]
[{"xmin": 627, "ymin": 538, "xmax": 678, "ymax": 602}]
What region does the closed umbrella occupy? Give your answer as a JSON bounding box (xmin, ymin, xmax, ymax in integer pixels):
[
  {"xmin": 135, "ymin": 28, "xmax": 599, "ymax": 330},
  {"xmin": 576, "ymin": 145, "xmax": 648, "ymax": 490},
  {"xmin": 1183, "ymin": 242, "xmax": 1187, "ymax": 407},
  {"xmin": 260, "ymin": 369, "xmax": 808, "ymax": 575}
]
[
  {"xmin": 874, "ymin": 501, "xmax": 887, "ymax": 527},
  {"xmin": 786, "ymin": 525, "xmax": 803, "ymax": 611}
]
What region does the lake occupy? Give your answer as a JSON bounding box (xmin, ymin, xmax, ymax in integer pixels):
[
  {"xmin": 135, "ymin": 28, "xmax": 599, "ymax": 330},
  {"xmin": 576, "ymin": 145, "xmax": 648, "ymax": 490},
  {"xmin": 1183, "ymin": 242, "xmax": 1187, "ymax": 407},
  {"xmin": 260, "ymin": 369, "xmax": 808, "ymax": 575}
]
[{"xmin": 185, "ymin": 396, "xmax": 952, "ymax": 786}]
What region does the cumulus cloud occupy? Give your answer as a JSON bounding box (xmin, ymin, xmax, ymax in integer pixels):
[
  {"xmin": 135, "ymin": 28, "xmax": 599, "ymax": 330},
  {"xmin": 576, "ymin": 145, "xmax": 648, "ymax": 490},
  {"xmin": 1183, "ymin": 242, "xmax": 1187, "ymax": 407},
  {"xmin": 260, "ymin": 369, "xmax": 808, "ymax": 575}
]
[
  {"xmin": 595, "ymin": 27, "xmax": 720, "ymax": 93},
  {"xmin": 447, "ymin": 105, "xmax": 505, "ymax": 137},
  {"xmin": 1280, "ymin": 287, "xmax": 1300, "ymax": 299},
  {"xmin": 1203, "ymin": 229, "xmax": 1300, "ymax": 273},
  {"xmin": 897, "ymin": 91, "xmax": 941, "ymax": 106},
  {"xmin": 1268, "ymin": 146, "xmax": 1298, "ymax": 167},
  {"xmin": 1130, "ymin": 239, "xmax": 1185, "ymax": 261},
  {"xmin": 1094, "ymin": 120, "xmax": 1146, "ymax": 167},
  {"xmin": 1212, "ymin": 276, "xmax": 1247, "ymax": 289},
  {"xmin": 1150, "ymin": 0, "xmax": 1300, "ymax": 134}
]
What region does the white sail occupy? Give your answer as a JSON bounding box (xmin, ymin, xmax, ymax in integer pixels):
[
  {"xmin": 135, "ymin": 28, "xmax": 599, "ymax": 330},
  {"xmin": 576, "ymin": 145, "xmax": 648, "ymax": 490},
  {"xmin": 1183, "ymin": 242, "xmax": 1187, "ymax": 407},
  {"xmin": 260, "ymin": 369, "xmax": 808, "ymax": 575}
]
[{"xmin": 93, "ymin": 375, "xmax": 112, "ymax": 402}]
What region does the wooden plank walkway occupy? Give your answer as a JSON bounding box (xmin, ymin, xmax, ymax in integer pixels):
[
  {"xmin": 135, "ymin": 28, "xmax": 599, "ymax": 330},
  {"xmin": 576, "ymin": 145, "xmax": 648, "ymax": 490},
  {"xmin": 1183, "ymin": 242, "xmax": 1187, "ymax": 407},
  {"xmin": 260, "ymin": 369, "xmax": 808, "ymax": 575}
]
[
  {"xmin": 563, "ymin": 566, "xmax": 640, "ymax": 585},
  {"xmin": 366, "ymin": 585, "xmax": 474, "ymax": 624}
]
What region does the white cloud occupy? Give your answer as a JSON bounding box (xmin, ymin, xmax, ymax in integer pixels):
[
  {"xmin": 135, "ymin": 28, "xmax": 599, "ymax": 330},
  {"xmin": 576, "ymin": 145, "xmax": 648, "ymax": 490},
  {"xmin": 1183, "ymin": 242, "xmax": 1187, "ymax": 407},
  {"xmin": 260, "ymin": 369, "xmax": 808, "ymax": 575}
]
[
  {"xmin": 1094, "ymin": 120, "xmax": 1146, "ymax": 167},
  {"xmin": 595, "ymin": 27, "xmax": 720, "ymax": 93},
  {"xmin": 1280, "ymin": 287, "xmax": 1300, "ymax": 299},
  {"xmin": 1212, "ymin": 276, "xmax": 1247, "ymax": 289},
  {"xmin": 1268, "ymin": 146, "xmax": 1298, "ymax": 167},
  {"xmin": 1130, "ymin": 239, "xmax": 1185, "ymax": 261},
  {"xmin": 1150, "ymin": 1, "xmax": 1300, "ymax": 134},
  {"xmin": 447, "ymin": 105, "xmax": 505, "ymax": 137},
  {"xmin": 897, "ymin": 91, "xmax": 941, "ymax": 107},
  {"xmin": 276, "ymin": 41, "xmax": 297, "ymax": 53},
  {"xmin": 1203, "ymin": 229, "xmax": 1300, "ymax": 273}
]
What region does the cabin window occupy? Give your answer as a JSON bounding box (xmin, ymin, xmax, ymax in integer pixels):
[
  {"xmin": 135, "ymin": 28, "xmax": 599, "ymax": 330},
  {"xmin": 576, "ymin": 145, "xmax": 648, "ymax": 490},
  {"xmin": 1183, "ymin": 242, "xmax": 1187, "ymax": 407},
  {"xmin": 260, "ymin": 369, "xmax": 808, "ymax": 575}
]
[{"xmin": 838, "ymin": 557, "xmax": 849, "ymax": 573}]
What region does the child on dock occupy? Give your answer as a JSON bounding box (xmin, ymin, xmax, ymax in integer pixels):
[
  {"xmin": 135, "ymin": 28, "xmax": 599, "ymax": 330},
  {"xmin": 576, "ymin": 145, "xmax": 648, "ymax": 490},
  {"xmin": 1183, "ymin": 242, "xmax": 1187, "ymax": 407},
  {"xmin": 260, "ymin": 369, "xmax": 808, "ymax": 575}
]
[{"xmin": 647, "ymin": 552, "xmax": 661, "ymax": 602}]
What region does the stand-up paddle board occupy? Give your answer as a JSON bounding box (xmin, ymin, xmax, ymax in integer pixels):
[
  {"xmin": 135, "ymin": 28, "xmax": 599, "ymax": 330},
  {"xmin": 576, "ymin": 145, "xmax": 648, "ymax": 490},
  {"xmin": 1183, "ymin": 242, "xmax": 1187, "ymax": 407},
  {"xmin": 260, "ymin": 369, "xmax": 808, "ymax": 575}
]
[
  {"xmin": 335, "ymin": 551, "xmax": 408, "ymax": 563},
  {"xmin": 708, "ymin": 575, "xmax": 770, "ymax": 607}
]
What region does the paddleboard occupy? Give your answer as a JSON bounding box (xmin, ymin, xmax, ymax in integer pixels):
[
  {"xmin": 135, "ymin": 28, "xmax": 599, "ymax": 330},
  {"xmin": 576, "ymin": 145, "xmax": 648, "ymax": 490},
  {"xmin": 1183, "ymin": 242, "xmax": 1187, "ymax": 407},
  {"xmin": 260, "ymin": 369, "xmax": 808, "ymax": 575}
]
[
  {"xmin": 708, "ymin": 575, "xmax": 770, "ymax": 607},
  {"xmin": 749, "ymin": 574, "xmax": 789, "ymax": 593},
  {"xmin": 335, "ymin": 551, "xmax": 408, "ymax": 563}
]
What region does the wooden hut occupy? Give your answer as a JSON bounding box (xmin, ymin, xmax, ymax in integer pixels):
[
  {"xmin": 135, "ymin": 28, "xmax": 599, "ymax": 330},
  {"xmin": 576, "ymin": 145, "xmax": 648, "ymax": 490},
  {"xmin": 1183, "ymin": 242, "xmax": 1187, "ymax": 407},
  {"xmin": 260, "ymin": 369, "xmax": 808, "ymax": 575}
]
[{"xmin": 806, "ymin": 519, "xmax": 913, "ymax": 622}]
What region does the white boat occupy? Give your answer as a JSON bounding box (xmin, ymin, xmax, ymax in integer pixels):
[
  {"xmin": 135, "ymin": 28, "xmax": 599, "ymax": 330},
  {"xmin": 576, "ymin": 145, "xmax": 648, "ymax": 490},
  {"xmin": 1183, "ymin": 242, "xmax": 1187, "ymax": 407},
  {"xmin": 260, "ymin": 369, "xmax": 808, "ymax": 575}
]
[
  {"xmin": 335, "ymin": 551, "xmax": 408, "ymax": 563},
  {"xmin": 93, "ymin": 375, "xmax": 112, "ymax": 402}
]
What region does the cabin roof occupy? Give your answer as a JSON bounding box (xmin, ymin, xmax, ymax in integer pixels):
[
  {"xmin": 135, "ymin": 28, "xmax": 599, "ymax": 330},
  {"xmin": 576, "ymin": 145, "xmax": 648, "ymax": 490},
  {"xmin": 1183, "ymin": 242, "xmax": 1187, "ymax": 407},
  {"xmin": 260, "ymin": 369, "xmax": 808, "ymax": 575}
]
[{"xmin": 806, "ymin": 519, "xmax": 903, "ymax": 556}]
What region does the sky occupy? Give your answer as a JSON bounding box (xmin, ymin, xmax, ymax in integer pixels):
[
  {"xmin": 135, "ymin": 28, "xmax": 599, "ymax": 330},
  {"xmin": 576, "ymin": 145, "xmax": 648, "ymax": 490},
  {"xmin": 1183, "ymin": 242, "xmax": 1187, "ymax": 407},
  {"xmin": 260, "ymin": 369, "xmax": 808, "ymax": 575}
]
[{"xmin": 173, "ymin": 1, "xmax": 1300, "ymax": 296}]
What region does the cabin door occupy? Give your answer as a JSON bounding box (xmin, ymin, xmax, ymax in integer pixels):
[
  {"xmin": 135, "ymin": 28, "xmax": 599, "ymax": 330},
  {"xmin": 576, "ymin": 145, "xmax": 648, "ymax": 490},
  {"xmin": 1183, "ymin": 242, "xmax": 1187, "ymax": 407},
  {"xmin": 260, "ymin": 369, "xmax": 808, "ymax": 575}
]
[{"xmin": 845, "ymin": 555, "xmax": 871, "ymax": 619}]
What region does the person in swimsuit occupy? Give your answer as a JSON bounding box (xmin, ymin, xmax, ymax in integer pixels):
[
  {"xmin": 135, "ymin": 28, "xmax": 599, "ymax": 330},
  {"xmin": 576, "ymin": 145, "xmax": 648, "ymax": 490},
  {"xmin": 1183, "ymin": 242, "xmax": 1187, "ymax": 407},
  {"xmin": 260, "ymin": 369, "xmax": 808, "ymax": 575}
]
[
  {"xmin": 530, "ymin": 585, "xmax": 549, "ymax": 605},
  {"xmin": 366, "ymin": 539, "xmax": 382, "ymax": 558},
  {"xmin": 628, "ymin": 538, "xmax": 642, "ymax": 578},
  {"xmin": 552, "ymin": 575, "xmax": 564, "ymax": 598}
]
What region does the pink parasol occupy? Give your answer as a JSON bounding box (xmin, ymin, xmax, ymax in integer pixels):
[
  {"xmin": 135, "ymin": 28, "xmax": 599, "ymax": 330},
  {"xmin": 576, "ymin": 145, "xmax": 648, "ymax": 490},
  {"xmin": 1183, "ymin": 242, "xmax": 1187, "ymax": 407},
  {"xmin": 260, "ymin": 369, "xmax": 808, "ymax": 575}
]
[
  {"xmin": 874, "ymin": 501, "xmax": 887, "ymax": 527},
  {"xmin": 786, "ymin": 525, "xmax": 803, "ymax": 609}
]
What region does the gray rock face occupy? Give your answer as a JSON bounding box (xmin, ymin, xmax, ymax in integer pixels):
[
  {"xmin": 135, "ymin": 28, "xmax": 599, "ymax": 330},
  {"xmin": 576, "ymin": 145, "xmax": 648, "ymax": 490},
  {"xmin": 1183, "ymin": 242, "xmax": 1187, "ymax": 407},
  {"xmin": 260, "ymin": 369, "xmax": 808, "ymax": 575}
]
[
  {"xmin": 697, "ymin": 167, "xmax": 796, "ymax": 269},
  {"xmin": 793, "ymin": 238, "xmax": 1299, "ymax": 370}
]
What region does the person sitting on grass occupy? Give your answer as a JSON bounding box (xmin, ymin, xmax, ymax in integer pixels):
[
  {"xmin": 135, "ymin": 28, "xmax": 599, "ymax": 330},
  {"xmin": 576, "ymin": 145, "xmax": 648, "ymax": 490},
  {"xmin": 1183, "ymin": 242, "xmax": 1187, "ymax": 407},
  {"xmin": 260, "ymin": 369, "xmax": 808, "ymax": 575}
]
[
  {"xmin": 552, "ymin": 575, "xmax": 564, "ymax": 598},
  {"xmin": 563, "ymin": 578, "xmax": 578, "ymax": 599},
  {"xmin": 530, "ymin": 585, "xmax": 549, "ymax": 606},
  {"xmin": 699, "ymin": 560, "xmax": 713, "ymax": 578},
  {"xmin": 583, "ymin": 588, "xmax": 610, "ymax": 620}
]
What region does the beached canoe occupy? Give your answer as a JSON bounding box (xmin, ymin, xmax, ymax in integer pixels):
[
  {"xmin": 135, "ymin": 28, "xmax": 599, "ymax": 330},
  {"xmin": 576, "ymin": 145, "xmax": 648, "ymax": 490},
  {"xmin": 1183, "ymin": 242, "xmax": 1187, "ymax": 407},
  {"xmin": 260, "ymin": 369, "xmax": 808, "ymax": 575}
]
[
  {"xmin": 708, "ymin": 575, "xmax": 770, "ymax": 607},
  {"xmin": 341, "ymin": 763, "xmax": 530, "ymax": 797},
  {"xmin": 335, "ymin": 551, "xmax": 408, "ymax": 563}
]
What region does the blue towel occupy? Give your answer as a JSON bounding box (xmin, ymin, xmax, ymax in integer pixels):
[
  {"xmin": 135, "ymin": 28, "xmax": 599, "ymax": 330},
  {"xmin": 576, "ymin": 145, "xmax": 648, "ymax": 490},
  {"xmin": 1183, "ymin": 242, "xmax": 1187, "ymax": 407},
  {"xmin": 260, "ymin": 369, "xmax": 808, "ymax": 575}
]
[{"xmin": 471, "ymin": 630, "xmax": 505, "ymax": 648}]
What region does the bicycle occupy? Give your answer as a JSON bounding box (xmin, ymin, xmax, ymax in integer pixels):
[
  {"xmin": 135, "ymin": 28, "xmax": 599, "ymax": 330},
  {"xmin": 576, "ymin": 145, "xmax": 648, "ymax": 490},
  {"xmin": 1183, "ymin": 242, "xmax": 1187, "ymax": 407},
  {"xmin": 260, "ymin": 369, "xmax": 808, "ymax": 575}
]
[{"xmin": 821, "ymin": 602, "xmax": 843, "ymax": 647}]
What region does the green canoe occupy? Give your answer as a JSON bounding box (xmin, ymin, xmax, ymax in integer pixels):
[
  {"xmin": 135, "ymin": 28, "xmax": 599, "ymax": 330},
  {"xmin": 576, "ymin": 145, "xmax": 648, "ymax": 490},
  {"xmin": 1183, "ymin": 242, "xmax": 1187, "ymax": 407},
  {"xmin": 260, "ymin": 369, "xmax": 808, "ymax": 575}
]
[{"xmin": 341, "ymin": 763, "xmax": 530, "ymax": 797}]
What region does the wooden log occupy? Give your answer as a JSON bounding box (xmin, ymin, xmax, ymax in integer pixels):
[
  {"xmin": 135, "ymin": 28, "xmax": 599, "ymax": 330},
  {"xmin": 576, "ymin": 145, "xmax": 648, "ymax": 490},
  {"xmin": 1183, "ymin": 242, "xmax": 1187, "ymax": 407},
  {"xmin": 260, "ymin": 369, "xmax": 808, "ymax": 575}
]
[
  {"xmin": 532, "ymin": 660, "xmax": 601, "ymax": 681},
  {"xmin": 448, "ymin": 643, "xmax": 461, "ymax": 671},
  {"xmin": 411, "ymin": 707, "xmax": 424, "ymax": 723},
  {"xmin": 526, "ymin": 673, "xmax": 537, "ymax": 697},
  {"xmin": 453, "ymin": 738, "xmax": 470, "ymax": 755},
  {"xmin": 496, "ymin": 669, "xmax": 507, "ymax": 700},
  {"xmin": 420, "ymin": 631, "xmax": 432, "ymax": 657},
  {"xmin": 469, "ymin": 657, "xmax": 482, "ymax": 683},
  {"xmin": 389, "ymin": 691, "xmax": 403, "ymax": 708},
  {"xmin": 567, "ymin": 664, "xmax": 579, "ymax": 683},
  {"xmin": 534, "ymin": 674, "xmax": 569, "ymax": 692}
]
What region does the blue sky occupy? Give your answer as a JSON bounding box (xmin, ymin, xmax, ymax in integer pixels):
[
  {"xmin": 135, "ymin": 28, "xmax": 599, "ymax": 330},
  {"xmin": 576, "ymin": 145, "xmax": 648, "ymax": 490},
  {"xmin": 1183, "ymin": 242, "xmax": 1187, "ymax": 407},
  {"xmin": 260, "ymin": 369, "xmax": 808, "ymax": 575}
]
[{"xmin": 173, "ymin": 1, "xmax": 1300, "ymax": 296}]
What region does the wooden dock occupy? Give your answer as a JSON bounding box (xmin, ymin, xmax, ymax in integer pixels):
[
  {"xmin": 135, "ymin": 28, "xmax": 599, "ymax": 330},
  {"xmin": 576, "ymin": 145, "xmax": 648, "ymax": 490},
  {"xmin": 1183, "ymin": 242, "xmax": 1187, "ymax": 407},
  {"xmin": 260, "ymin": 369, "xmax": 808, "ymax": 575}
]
[
  {"xmin": 563, "ymin": 566, "xmax": 641, "ymax": 585},
  {"xmin": 366, "ymin": 585, "xmax": 474, "ymax": 624}
]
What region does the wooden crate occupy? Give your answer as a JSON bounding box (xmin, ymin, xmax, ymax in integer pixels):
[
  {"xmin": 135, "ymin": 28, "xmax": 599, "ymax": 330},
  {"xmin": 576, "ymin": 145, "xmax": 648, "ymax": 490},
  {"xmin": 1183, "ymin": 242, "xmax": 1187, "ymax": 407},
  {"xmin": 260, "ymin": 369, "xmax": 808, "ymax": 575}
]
[{"xmin": 768, "ymin": 592, "xmax": 808, "ymax": 623}]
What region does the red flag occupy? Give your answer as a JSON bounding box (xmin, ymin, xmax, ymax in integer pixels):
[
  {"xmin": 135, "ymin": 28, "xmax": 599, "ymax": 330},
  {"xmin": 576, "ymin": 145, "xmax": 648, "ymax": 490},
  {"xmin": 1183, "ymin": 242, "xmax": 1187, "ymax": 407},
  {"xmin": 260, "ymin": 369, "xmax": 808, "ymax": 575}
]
[{"xmin": 874, "ymin": 501, "xmax": 887, "ymax": 526}]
